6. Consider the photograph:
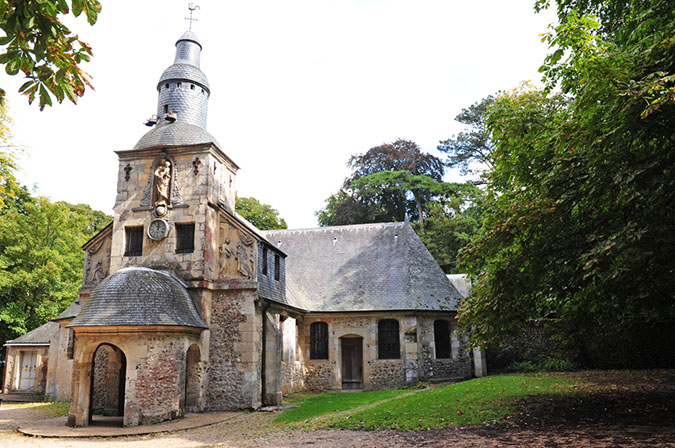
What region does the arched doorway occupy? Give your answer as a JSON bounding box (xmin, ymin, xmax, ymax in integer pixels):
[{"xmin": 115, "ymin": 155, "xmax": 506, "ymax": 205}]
[
  {"xmin": 184, "ymin": 344, "xmax": 201, "ymax": 412},
  {"xmin": 340, "ymin": 336, "xmax": 363, "ymax": 390},
  {"xmin": 89, "ymin": 344, "xmax": 126, "ymax": 426}
]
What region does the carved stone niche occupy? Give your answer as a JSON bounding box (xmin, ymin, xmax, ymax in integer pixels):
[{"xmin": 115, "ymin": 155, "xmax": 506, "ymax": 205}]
[
  {"xmin": 140, "ymin": 152, "xmax": 183, "ymax": 208},
  {"xmin": 218, "ymin": 215, "xmax": 256, "ymax": 280},
  {"xmin": 83, "ymin": 234, "xmax": 112, "ymax": 287}
]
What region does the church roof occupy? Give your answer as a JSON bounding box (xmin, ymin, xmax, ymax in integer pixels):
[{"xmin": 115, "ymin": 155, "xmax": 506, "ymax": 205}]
[
  {"xmin": 264, "ymin": 222, "xmax": 463, "ymax": 312},
  {"xmin": 133, "ymin": 121, "xmax": 221, "ymax": 150},
  {"xmin": 53, "ymin": 298, "xmax": 83, "ymax": 321},
  {"xmin": 5, "ymin": 321, "xmax": 58, "ymax": 346},
  {"xmin": 159, "ymin": 63, "xmax": 209, "ymax": 90},
  {"xmin": 68, "ymin": 267, "xmax": 207, "ymax": 329}
]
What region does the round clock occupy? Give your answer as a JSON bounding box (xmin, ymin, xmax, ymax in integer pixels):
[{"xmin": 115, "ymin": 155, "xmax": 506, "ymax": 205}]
[{"xmin": 148, "ymin": 219, "xmax": 170, "ymax": 241}]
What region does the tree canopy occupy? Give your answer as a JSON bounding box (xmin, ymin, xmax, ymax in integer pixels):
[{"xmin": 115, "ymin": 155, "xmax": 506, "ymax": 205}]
[
  {"xmin": 317, "ymin": 139, "xmax": 483, "ymax": 272},
  {"xmin": 437, "ymin": 95, "xmax": 495, "ymax": 181},
  {"xmin": 458, "ymin": 0, "xmax": 675, "ymax": 354},
  {"xmin": 0, "ymin": 0, "xmax": 101, "ymax": 109},
  {"xmin": 235, "ymin": 196, "xmax": 287, "ymax": 230}
]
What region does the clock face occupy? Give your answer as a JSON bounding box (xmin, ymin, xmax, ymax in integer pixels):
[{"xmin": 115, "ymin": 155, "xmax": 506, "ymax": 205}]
[{"xmin": 148, "ymin": 219, "xmax": 170, "ymax": 241}]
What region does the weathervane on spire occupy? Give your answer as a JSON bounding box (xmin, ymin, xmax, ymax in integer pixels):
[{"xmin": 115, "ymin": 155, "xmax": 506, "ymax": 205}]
[{"xmin": 186, "ymin": 3, "xmax": 200, "ymax": 31}]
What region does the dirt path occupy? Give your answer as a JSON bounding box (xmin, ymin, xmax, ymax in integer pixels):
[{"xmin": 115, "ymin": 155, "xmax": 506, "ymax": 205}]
[{"xmin": 0, "ymin": 370, "xmax": 673, "ymax": 447}]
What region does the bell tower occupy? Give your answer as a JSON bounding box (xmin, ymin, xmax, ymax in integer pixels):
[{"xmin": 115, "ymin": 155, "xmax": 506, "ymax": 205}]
[{"xmin": 109, "ymin": 30, "xmax": 239, "ymax": 278}]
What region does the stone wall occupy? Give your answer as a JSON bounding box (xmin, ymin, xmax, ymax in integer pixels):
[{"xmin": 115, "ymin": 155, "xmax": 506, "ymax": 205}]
[
  {"xmin": 418, "ymin": 314, "xmax": 472, "ymax": 381},
  {"xmin": 91, "ymin": 348, "xmax": 109, "ymax": 414},
  {"xmin": 207, "ymin": 289, "xmax": 261, "ymax": 410},
  {"xmin": 300, "ymin": 312, "xmax": 468, "ymax": 391},
  {"xmin": 45, "ymin": 323, "xmax": 75, "ymax": 401},
  {"xmin": 370, "ymin": 360, "xmax": 406, "ymax": 389}
]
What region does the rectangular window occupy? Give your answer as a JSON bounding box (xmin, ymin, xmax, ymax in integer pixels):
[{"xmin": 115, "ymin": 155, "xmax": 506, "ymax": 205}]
[
  {"xmin": 262, "ymin": 247, "xmax": 268, "ymax": 276},
  {"xmin": 125, "ymin": 226, "xmax": 144, "ymax": 256},
  {"xmin": 310, "ymin": 322, "xmax": 329, "ymax": 360},
  {"xmin": 378, "ymin": 319, "xmax": 400, "ymax": 359},
  {"xmin": 274, "ymin": 254, "xmax": 280, "ymax": 281},
  {"xmin": 434, "ymin": 320, "xmax": 451, "ymax": 359},
  {"xmin": 175, "ymin": 223, "xmax": 195, "ymax": 254}
]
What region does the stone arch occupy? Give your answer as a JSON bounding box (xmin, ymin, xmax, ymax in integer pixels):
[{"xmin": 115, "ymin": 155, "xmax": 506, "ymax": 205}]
[
  {"xmin": 89, "ymin": 343, "xmax": 126, "ymax": 424},
  {"xmin": 184, "ymin": 344, "xmax": 202, "ymax": 412}
]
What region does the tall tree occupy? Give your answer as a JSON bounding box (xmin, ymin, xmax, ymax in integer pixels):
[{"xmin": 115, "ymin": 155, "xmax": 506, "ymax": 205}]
[
  {"xmin": 318, "ymin": 139, "xmax": 446, "ymax": 231},
  {"xmin": 458, "ymin": 0, "xmax": 675, "ymax": 358},
  {"xmin": 437, "ymin": 95, "xmax": 495, "ymax": 181},
  {"xmin": 0, "ymin": 0, "xmax": 101, "ymax": 109},
  {"xmin": 235, "ymin": 196, "xmax": 287, "ymax": 230},
  {"xmin": 0, "ymin": 197, "xmax": 112, "ymax": 361}
]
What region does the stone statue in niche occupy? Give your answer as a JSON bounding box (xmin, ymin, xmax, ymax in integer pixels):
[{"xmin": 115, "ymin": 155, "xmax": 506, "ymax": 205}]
[
  {"xmin": 153, "ymin": 159, "xmax": 172, "ymax": 206},
  {"xmin": 84, "ymin": 241, "xmax": 110, "ymax": 285},
  {"xmin": 218, "ymin": 219, "xmax": 256, "ymax": 280},
  {"xmin": 236, "ymin": 232, "xmax": 255, "ymax": 279}
]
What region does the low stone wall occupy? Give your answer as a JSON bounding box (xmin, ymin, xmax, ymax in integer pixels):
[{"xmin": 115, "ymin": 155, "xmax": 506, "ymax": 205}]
[
  {"xmin": 369, "ymin": 360, "xmax": 406, "ymax": 389},
  {"xmin": 303, "ymin": 361, "xmax": 334, "ymax": 390}
]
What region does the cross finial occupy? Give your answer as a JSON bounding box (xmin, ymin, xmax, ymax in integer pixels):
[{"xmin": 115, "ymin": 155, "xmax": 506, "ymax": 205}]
[{"xmin": 186, "ymin": 3, "xmax": 200, "ymax": 31}]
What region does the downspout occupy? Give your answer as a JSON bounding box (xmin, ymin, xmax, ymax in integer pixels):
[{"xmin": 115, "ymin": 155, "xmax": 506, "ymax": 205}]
[{"xmin": 260, "ymin": 301, "xmax": 270, "ymax": 406}]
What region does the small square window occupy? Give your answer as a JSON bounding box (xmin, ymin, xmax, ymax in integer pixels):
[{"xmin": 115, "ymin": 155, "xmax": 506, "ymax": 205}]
[
  {"xmin": 125, "ymin": 227, "xmax": 144, "ymax": 256},
  {"xmin": 164, "ymin": 104, "xmax": 169, "ymax": 113},
  {"xmin": 176, "ymin": 223, "xmax": 195, "ymax": 254},
  {"xmin": 165, "ymin": 83, "xmax": 169, "ymax": 89},
  {"xmin": 274, "ymin": 254, "xmax": 280, "ymax": 281},
  {"xmin": 177, "ymin": 82, "xmax": 182, "ymax": 88},
  {"xmin": 190, "ymin": 84, "xmax": 195, "ymax": 90}
]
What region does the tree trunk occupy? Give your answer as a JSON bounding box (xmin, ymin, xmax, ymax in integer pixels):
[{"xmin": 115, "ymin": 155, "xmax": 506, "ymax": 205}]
[{"xmin": 413, "ymin": 191, "xmax": 424, "ymax": 233}]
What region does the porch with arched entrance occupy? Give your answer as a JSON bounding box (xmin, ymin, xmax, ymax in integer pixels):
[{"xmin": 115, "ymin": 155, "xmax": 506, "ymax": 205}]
[{"xmin": 89, "ymin": 343, "xmax": 127, "ymax": 427}]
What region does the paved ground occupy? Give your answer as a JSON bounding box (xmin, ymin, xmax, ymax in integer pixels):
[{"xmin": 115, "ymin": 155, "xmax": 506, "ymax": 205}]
[{"xmin": 1, "ymin": 370, "xmax": 673, "ymax": 447}]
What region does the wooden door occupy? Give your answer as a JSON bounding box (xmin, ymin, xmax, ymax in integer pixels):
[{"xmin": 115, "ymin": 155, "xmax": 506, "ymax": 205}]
[
  {"xmin": 341, "ymin": 337, "xmax": 363, "ymax": 390},
  {"xmin": 19, "ymin": 351, "xmax": 37, "ymax": 391}
]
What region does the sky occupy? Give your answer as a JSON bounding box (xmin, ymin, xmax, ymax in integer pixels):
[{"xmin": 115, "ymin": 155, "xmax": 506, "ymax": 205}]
[{"xmin": 0, "ymin": 0, "xmax": 558, "ymax": 229}]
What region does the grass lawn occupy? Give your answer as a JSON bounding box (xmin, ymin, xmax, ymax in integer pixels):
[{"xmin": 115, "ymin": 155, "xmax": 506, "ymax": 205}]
[
  {"xmin": 276, "ymin": 388, "xmax": 410, "ymax": 424},
  {"xmin": 278, "ymin": 374, "xmax": 589, "ymax": 430}
]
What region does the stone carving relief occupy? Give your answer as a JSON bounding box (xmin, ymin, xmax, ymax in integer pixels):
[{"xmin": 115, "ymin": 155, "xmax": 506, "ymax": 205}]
[
  {"xmin": 140, "ymin": 152, "xmax": 183, "ymax": 208},
  {"xmin": 83, "ymin": 235, "xmax": 112, "ymax": 286},
  {"xmin": 218, "ymin": 217, "xmax": 256, "ymax": 280}
]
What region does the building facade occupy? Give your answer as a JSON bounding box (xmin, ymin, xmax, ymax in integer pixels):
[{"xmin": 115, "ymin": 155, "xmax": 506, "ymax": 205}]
[{"xmin": 2, "ymin": 31, "xmax": 478, "ymax": 427}]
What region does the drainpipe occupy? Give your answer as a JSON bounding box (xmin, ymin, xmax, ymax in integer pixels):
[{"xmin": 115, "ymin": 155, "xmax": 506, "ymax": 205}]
[{"xmin": 260, "ymin": 301, "xmax": 270, "ymax": 406}]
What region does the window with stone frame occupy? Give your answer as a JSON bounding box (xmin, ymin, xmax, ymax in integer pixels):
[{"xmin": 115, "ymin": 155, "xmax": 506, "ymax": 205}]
[
  {"xmin": 309, "ymin": 321, "xmax": 328, "ymax": 360},
  {"xmin": 378, "ymin": 319, "xmax": 400, "ymax": 359},
  {"xmin": 125, "ymin": 226, "xmax": 144, "ymax": 256},
  {"xmin": 175, "ymin": 223, "xmax": 195, "ymax": 254},
  {"xmin": 434, "ymin": 319, "xmax": 451, "ymax": 359}
]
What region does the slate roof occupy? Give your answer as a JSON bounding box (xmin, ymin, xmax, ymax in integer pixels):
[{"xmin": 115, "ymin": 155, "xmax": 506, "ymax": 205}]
[
  {"xmin": 264, "ymin": 222, "xmax": 462, "ymax": 312},
  {"xmin": 5, "ymin": 321, "xmax": 58, "ymax": 346},
  {"xmin": 68, "ymin": 267, "xmax": 207, "ymax": 329},
  {"xmin": 159, "ymin": 64, "xmax": 209, "ymax": 90},
  {"xmin": 134, "ymin": 121, "xmax": 221, "ymax": 150},
  {"xmin": 53, "ymin": 299, "xmax": 83, "ymax": 321}
]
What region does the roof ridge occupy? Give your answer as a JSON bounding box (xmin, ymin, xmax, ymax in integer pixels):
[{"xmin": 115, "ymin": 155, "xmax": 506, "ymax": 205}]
[{"xmin": 265, "ymin": 221, "xmax": 406, "ymax": 234}]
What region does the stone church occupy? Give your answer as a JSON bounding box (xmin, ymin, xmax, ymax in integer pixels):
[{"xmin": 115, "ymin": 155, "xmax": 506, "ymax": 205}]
[{"xmin": 2, "ymin": 31, "xmax": 480, "ymax": 427}]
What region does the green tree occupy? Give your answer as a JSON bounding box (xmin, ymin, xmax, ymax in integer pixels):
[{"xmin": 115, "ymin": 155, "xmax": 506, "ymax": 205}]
[
  {"xmin": 458, "ymin": 0, "xmax": 675, "ymax": 357},
  {"xmin": 0, "ymin": 0, "xmax": 101, "ymax": 109},
  {"xmin": 0, "ymin": 197, "xmax": 112, "ymax": 360},
  {"xmin": 317, "ymin": 139, "xmax": 446, "ymax": 229},
  {"xmin": 437, "ymin": 95, "xmax": 495, "ymax": 181},
  {"xmin": 235, "ymin": 196, "xmax": 287, "ymax": 230}
]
